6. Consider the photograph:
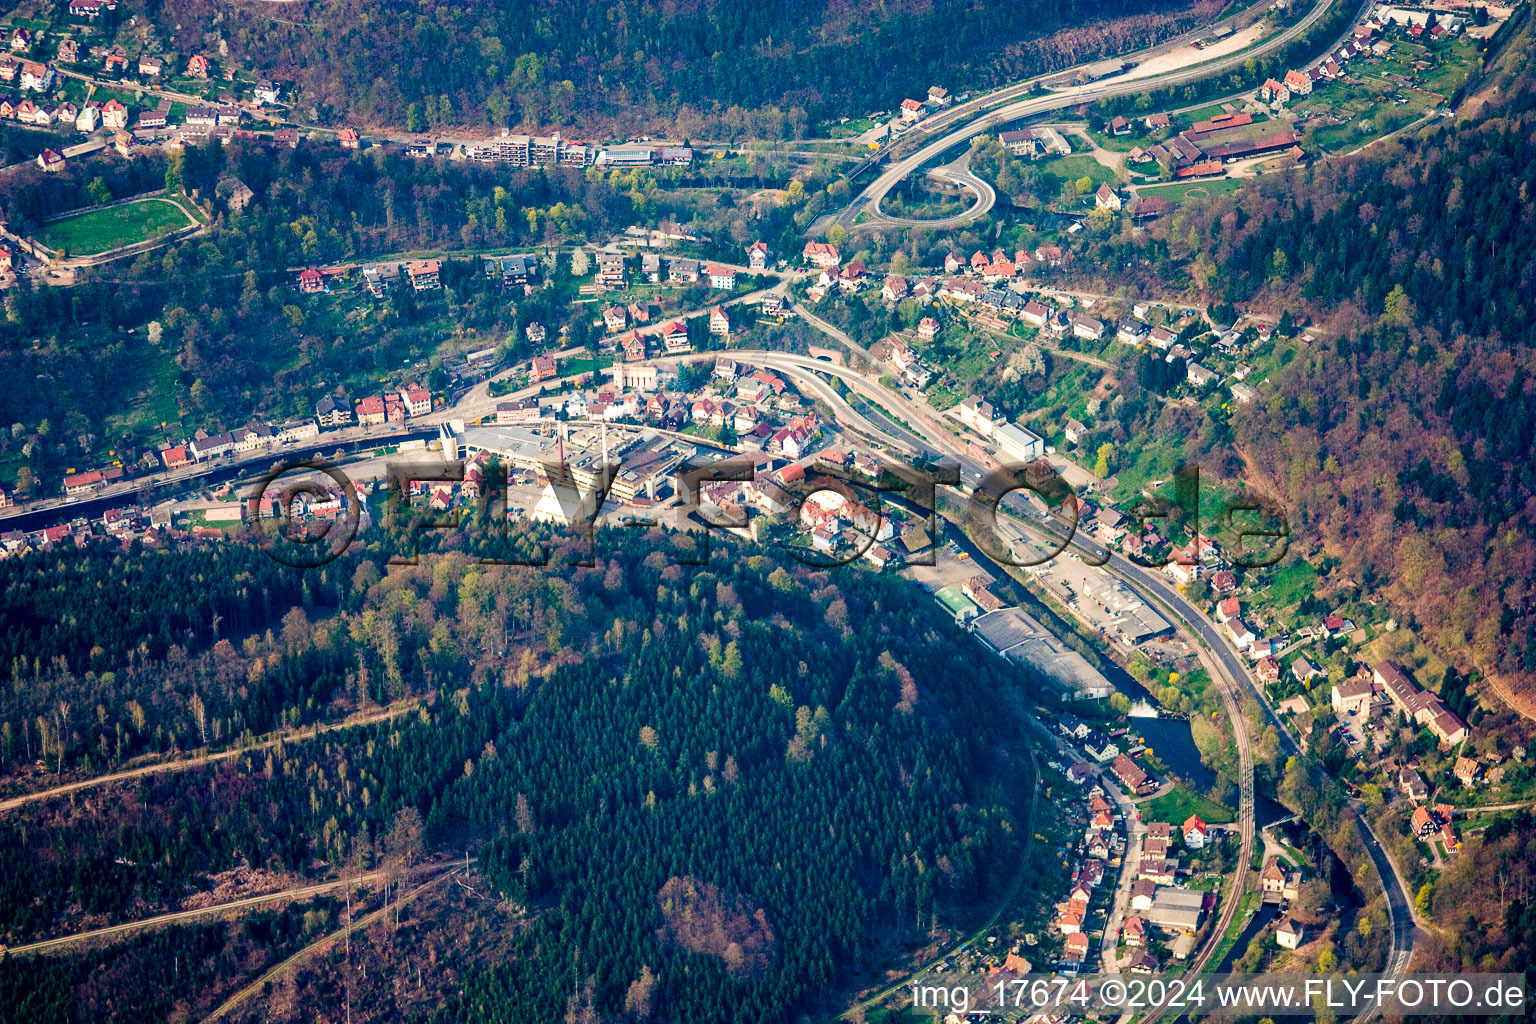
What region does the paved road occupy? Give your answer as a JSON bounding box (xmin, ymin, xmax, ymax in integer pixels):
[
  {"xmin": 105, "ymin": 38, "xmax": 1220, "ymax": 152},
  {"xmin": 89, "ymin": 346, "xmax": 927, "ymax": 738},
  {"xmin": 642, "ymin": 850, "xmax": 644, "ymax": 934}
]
[
  {"xmin": 783, "ymin": 310, "xmax": 1414, "ymax": 1010},
  {"xmin": 836, "ymin": 0, "xmax": 1353, "ymax": 232},
  {"xmin": 873, "ymin": 153, "xmax": 998, "ymax": 230}
]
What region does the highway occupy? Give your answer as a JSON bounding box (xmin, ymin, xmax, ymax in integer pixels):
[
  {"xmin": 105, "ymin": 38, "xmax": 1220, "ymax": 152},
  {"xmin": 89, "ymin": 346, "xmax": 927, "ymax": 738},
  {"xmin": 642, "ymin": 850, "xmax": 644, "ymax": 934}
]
[
  {"xmin": 833, "ymin": 0, "xmax": 1358, "ymax": 231},
  {"xmin": 764, "ymin": 315, "xmax": 1416, "ymax": 1012}
]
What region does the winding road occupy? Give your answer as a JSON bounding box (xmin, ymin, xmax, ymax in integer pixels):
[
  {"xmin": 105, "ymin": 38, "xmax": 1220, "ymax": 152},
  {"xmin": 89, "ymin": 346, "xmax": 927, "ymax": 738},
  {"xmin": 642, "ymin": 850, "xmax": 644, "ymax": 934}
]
[
  {"xmin": 752, "ymin": 316, "xmax": 1417, "ymax": 1014},
  {"xmin": 835, "ymin": 0, "xmax": 1362, "ymax": 232}
]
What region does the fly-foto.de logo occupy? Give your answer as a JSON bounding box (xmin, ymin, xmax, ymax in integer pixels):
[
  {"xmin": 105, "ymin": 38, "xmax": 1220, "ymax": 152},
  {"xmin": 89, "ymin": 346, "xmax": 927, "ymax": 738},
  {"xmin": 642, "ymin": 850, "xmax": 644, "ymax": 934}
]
[{"xmin": 248, "ymin": 454, "xmax": 1288, "ymax": 572}]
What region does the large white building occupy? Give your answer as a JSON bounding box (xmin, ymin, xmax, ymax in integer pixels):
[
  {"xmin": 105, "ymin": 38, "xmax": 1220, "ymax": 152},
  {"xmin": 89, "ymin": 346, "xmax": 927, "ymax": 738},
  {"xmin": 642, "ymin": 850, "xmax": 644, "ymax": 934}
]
[{"xmin": 994, "ymin": 422, "xmax": 1044, "ymax": 464}]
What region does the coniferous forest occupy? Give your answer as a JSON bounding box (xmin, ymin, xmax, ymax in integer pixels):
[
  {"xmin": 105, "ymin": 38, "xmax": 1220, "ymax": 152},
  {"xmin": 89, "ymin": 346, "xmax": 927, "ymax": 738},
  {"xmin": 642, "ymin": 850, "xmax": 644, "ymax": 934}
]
[
  {"xmin": 153, "ymin": 0, "xmax": 1214, "ymax": 134},
  {"xmin": 0, "ymin": 527, "xmax": 1030, "ymax": 1023}
]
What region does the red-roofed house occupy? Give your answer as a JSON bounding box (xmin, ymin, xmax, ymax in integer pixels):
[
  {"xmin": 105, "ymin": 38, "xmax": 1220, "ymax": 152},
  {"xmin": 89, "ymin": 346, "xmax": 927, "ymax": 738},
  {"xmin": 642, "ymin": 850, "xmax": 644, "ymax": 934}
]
[
  {"xmin": 802, "ymin": 241, "xmax": 841, "ymax": 268},
  {"xmin": 356, "ymin": 394, "xmax": 386, "ymax": 425}
]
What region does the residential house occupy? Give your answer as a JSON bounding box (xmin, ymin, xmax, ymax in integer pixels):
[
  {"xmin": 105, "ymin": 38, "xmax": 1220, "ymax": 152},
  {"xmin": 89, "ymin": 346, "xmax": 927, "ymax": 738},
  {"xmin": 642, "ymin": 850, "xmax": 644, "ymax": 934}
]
[
  {"xmin": 900, "ymin": 97, "xmax": 924, "ymax": 122},
  {"xmin": 159, "ymin": 445, "xmax": 192, "ymax": 470},
  {"xmin": 186, "ymin": 54, "xmax": 212, "ymax": 79},
  {"xmin": 668, "ymin": 257, "xmax": 700, "ymax": 283},
  {"xmin": 705, "ymin": 263, "xmax": 736, "ymax": 289},
  {"xmin": 881, "ymin": 274, "xmax": 908, "ymax": 302},
  {"xmin": 801, "ymin": 241, "xmax": 841, "ymax": 268},
  {"xmin": 355, "ymin": 395, "xmax": 387, "ymax": 426},
  {"xmin": 297, "ymin": 267, "xmax": 324, "ymax": 293},
  {"xmin": 1111, "ymin": 753, "xmax": 1153, "ymax": 793},
  {"xmin": 20, "ymin": 61, "xmax": 53, "ymax": 92},
  {"xmin": 138, "ymin": 55, "xmax": 165, "ymax": 77},
  {"xmin": 661, "ymin": 321, "xmax": 691, "ymax": 354},
  {"xmin": 37, "ymin": 148, "xmax": 65, "ymax": 173},
  {"xmin": 101, "ymin": 98, "xmax": 128, "ymax": 128},
  {"xmin": 709, "ymin": 306, "xmax": 730, "ymax": 337},
  {"xmin": 406, "ymin": 259, "xmax": 441, "ymax": 291},
  {"xmin": 399, "ymin": 386, "xmax": 431, "ymax": 416},
  {"xmin": 1292, "ymin": 657, "xmax": 1325, "ymax": 684},
  {"xmin": 531, "ymin": 354, "xmax": 558, "ymax": 381},
  {"xmin": 1397, "ymin": 767, "xmax": 1429, "ymax": 803},
  {"xmin": 746, "ymin": 240, "xmax": 769, "ymax": 270},
  {"xmin": 1259, "ymin": 858, "xmax": 1288, "ymax": 899},
  {"xmin": 1094, "ymin": 183, "xmax": 1122, "ymax": 211},
  {"xmin": 1117, "ymin": 319, "xmax": 1149, "ymax": 344},
  {"xmin": 1454, "ymin": 756, "xmax": 1480, "ymax": 788},
  {"xmin": 1183, "ymin": 814, "xmax": 1208, "ymax": 849},
  {"xmin": 1072, "ymin": 314, "xmax": 1105, "ymax": 341},
  {"xmin": 315, "ymin": 394, "xmax": 352, "ymax": 427},
  {"xmin": 64, "ymin": 470, "xmax": 105, "ymax": 495},
  {"xmin": 917, "ymin": 316, "xmax": 939, "ymax": 342},
  {"xmin": 1259, "ymin": 78, "xmax": 1290, "ymax": 104}
]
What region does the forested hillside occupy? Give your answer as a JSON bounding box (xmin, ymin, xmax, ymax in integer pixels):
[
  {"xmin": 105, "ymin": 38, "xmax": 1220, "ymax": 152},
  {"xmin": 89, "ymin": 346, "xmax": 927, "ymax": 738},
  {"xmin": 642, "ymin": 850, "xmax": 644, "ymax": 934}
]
[
  {"xmin": 157, "ymin": 0, "xmax": 1215, "ymax": 133},
  {"xmin": 1080, "ymin": 25, "xmax": 1536, "ymax": 706},
  {"xmin": 0, "ymin": 529, "xmax": 1028, "ymax": 1022}
]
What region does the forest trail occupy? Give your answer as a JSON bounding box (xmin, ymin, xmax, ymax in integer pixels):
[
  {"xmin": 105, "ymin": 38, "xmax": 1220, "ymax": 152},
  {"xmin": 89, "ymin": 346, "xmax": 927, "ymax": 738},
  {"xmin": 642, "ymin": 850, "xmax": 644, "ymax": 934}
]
[
  {"xmin": 0, "ymin": 699, "xmax": 424, "ymax": 815},
  {"xmin": 199, "ymin": 868, "xmax": 462, "ymax": 1023},
  {"xmin": 6, "ymin": 860, "xmax": 463, "ymax": 957}
]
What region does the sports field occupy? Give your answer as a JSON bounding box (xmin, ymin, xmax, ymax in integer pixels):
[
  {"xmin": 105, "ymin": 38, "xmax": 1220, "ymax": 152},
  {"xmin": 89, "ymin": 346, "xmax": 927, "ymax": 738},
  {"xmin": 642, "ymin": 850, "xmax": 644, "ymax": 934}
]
[{"xmin": 36, "ymin": 199, "xmax": 195, "ymax": 256}]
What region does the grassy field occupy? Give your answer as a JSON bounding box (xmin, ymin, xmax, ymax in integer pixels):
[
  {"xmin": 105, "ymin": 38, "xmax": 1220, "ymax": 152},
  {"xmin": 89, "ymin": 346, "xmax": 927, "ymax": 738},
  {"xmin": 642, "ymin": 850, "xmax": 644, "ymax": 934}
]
[
  {"xmin": 37, "ymin": 199, "xmax": 194, "ymax": 256},
  {"xmin": 1039, "ymin": 154, "xmax": 1118, "ymax": 189},
  {"xmin": 1262, "ymin": 559, "xmax": 1320, "ymax": 610},
  {"xmin": 1139, "ymin": 782, "xmax": 1236, "ymax": 825},
  {"xmin": 1133, "ymin": 177, "xmax": 1247, "ymax": 202}
]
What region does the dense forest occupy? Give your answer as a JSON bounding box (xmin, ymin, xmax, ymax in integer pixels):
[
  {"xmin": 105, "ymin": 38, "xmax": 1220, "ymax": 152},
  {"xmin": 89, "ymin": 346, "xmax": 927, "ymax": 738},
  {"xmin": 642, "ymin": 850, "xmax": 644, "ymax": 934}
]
[
  {"xmin": 156, "ymin": 0, "xmax": 1216, "ymax": 133},
  {"xmin": 0, "ymin": 528, "xmax": 1030, "ymax": 1022},
  {"xmin": 1420, "ymin": 810, "xmax": 1536, "ymax": 996}
]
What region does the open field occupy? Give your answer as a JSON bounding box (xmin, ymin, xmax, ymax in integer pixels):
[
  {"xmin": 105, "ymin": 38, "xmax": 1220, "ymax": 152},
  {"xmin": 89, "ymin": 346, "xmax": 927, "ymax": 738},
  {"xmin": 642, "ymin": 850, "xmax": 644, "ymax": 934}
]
[
  {"xmin": 36, "ymin": 198, "xmax": 195, "ymax": 256},
  {"xmin": 1133, "ymin": 177, "xmax": 1247, "ymax": 201},
  {"xmin": 1140, "ymin": 782, "xmax": 1237, "ymax": 824}
]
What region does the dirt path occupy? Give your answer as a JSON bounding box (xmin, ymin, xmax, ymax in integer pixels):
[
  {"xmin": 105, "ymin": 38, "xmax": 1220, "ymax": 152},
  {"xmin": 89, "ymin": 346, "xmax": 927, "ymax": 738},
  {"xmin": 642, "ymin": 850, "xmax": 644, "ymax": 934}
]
[
  {"xmin": 200, "ymin": 868, "xmax": 461, "ymax": 1023},
  {"xmin": 7, "ymin": 860, "xmax": 458, "ymax": 956},
  {"xmin": 0, "ymin": 700, "xmax": 422, "ymax": 815}
]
